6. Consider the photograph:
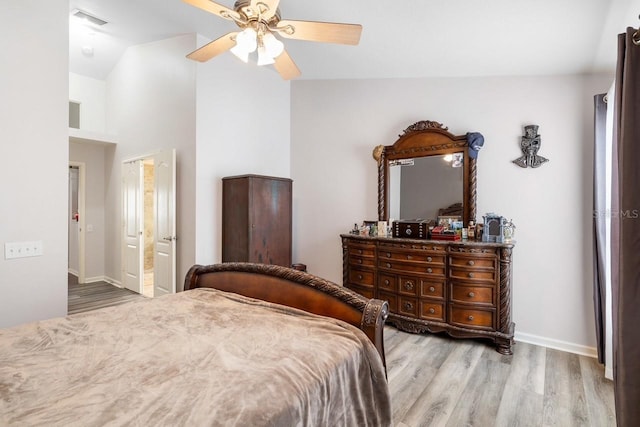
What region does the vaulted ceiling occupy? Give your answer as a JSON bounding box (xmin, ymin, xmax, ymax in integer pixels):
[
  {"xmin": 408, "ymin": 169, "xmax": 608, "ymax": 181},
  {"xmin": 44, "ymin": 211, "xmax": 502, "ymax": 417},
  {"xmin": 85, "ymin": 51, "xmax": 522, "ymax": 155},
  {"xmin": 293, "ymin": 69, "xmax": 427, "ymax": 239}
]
[{"xmin": 69, "ymin": 0, "xmax": 638, "ymax": 81}]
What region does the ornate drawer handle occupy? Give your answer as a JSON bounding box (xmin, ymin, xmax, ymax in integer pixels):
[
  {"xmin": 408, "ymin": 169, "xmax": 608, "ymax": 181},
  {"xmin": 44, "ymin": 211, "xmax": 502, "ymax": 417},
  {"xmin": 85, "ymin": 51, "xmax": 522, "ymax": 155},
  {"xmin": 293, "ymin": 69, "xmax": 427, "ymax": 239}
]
[
  {"xmin": 468, "ymin": 272, "xmax": 475, "ymax": 278},
  {"xmin": 386, "ymin": 253, "xmax": 391, "ymax": 258},
  {"xmin": 386, "ymin": 263, "xmax": 391, "ymax": 268},
  {"xmin": 357, "ymin": 274, "xmax": 363, "ymax": 280},
  {"xmin": 404, "ymin": 282, "xmax": 414, "ymax": 290},
  {"xmin": 404, "ymin": 302, "xmax": 413, "ymax": 310},
  {"xmin": 384, "ymin": 280, "xmax": 390, "ymax": 286},
  {"xmin": 428, "ymin": 308, "xmax": 435, "ymax": 314},
  {"xmin": 427, "ymin": 268, "xmax": 433, "ymax": 273},
  {"xmin": 429, "ymin": 286, "xmax": 436, "ymax": 292},
  {"xmin": 468, "ymin": 292, "xmax": 475, "ymax": 298},
  {"xmin": 468, "ymin": 315, "xmax": 474, "ymax": 321},
  {"xmin": 406, "ymin": 255, "xmax": 412, "ymax": 260},
  {"xmin": 427, "ymin": 256, "xmax": 432, "ymax": 262},
  {"xmin": 358, "ymin": 249, "xmax": 363, "ymax": 254},
  {"xmin": 358, "ymin": 259, "xmax": 362, "ymax": 264},
  {"xmin": 468, "ymin": 260, "xmax": 475, "ymax": 266}
]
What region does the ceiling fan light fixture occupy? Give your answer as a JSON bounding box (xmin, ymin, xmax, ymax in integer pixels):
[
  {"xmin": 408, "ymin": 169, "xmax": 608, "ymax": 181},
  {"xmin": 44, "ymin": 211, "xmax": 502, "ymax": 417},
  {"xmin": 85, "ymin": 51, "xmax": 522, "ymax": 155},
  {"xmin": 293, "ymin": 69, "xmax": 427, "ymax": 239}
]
[
  {"xmin": 230, "ymin": 27, "xmax": 257, "ymax": 63},
  {"xmin": 257, "ymin": 46, "xmax": 275, "ymax": 65},
  {"xmin": 263, "ymin": 32, "xmax": 284, "ymax": 58},
  {"xmin": 257, "ymin": 31, "xmax": 284, "ymax": 66},
  {"xmin": 230, "ymin": 45, "xmax": 250, "ymax": 63},
  {"xmin": 183, "ymin": 0, "xmax": 362, "ymax": 79}
]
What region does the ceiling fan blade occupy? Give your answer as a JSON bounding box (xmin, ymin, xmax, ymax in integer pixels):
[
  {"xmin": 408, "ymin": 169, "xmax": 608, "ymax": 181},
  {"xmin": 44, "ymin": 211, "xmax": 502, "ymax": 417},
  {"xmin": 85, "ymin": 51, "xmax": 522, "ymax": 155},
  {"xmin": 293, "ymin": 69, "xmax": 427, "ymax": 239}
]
[
  {"xmin": 250, "ymin": 0, "xmax": 280, "ymax": 20},
  {"xmin": 273, "ymin": 49, "xmax": 301, "ymax": 80},
  {"xmin": 186, "ymin": 32, "xmax": 238, "ymax": 62},
  {"xmin": 182, "ymin": 0, "xmax": 242, "ymax": 21},
  {"xmin": 274, "ymin": 20, "xmax": 362, "ymax": 45}
]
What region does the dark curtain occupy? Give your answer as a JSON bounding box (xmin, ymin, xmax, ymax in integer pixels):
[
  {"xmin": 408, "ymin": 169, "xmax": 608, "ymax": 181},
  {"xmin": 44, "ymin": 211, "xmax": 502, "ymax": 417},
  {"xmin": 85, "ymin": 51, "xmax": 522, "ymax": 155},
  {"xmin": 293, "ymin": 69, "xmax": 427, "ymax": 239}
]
[
  {"xmin": 612, "ymin": 27, "xmax": 640, "ymax": 427},
  {"xmin": 592, "ymin": 93, "xmax": 607, "ymax": 364}
]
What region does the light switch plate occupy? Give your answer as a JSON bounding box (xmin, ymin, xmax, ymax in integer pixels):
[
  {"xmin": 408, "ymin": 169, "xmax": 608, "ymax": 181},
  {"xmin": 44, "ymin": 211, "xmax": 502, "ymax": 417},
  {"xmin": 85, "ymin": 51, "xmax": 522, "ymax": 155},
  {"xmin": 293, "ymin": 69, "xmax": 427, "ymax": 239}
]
[{"xmin": 4, "ymin": 241, "xmax": 44, "ymax": 260}]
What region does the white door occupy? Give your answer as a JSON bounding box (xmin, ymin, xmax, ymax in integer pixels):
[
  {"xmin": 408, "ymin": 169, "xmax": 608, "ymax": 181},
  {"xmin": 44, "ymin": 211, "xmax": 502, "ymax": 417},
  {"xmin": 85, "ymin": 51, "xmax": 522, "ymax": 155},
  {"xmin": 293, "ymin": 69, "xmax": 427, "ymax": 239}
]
[
  {"xmin": 122, "ymin": 160, "xmax": 143, "ymax": 293},
  {"xmin": 153, "ymin": 149, "xmax": 176, "ymax": 296}
]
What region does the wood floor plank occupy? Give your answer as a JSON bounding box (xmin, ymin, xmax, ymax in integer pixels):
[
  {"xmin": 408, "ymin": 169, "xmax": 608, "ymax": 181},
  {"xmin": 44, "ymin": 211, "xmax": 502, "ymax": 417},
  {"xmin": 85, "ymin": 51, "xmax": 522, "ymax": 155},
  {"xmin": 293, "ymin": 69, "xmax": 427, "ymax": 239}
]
[
  {"xmin": 400, "ymin": 341, "xmax": 485, "ymax": 427},
  {"xmin": 542, "ymin": 348, "xmax": 590, "ymax": 426},
  {"xmin": 494, "ymin": 341, "xmax": 546, "ymax": 427},
  {"xmin": 445, "ymin": 350, "xmax": 511, "ymax": 427},
  {"xmin": 387, "ymin": 334, "xmax": 447, "ymax": 421},
  {"xmin": 579, "ymin": 355, "xmax": 616, "ymax": 427}
]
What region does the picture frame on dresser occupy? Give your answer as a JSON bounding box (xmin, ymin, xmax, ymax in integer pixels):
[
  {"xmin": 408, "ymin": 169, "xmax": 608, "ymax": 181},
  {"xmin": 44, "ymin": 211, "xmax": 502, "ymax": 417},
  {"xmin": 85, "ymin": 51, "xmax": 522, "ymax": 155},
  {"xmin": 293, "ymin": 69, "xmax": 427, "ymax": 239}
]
[{"xmin": 343, "ymin": 120, "xmax": 515, "ymax": 354}]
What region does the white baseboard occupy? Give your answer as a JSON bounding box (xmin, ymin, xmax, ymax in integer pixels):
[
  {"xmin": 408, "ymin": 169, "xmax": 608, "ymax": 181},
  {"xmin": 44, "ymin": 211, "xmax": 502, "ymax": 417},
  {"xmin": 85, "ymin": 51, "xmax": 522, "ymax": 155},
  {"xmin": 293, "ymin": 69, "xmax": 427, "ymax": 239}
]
[
  {"xmin": 68, "ymin": 269, "xmax": 79, "ymax": 277},
  {"xmin": 514, "ymin": 331, "xmax": 598, "ymax": 358},
  {"xmin": 74, "ymin": 274, "xmax": 123, "ymax": 288},
  {"xmin": 103, "ymin": 276, "xmax": 123, "ymax": 288}
]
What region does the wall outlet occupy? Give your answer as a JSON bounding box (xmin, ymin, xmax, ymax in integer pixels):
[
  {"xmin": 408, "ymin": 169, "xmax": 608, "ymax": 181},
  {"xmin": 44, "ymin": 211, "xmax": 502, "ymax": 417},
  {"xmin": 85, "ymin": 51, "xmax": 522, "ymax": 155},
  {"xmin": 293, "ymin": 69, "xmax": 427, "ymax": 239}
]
[{"xmin": 4, "ymin": 241, "xmax": 44, "ymax": 260}]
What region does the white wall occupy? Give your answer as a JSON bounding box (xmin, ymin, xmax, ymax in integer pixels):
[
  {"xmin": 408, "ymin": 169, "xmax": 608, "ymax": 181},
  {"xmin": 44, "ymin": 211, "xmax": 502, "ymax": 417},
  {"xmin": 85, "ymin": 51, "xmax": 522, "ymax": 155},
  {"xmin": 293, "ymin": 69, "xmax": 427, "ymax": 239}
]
[
  {"xmin": 69, "ymin": 142, "xmax": 110, "ymax": 281},
  {"xmin": 105, "ymin": 35, "xmax": 197, "ymax": 288},
  {"xmin": 0, "ymin": 0, "xmax": 68, "ymax": 328},
  {"xmin": 194, "ymin": 35, "xmax": 291, "ymax": 266},
  {"xmin": 70, "ymin": 33, "xmax": 290, "ymax": 291},
  {"xmin": 69, "ymin": 73, "xmax": 107, "ymax": 133},
  {"xmin": 291, "ymin": 73, "xmax": 613, "ymax": 352}
]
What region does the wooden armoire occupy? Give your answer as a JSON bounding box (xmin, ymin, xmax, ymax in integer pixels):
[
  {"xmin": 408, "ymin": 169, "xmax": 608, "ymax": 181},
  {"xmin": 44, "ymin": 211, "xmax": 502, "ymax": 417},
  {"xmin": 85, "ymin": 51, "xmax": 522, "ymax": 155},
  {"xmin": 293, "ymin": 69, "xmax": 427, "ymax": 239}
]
[{"xmin": 222, "ymin": 174, "xmax": 292, "ymax": 267}]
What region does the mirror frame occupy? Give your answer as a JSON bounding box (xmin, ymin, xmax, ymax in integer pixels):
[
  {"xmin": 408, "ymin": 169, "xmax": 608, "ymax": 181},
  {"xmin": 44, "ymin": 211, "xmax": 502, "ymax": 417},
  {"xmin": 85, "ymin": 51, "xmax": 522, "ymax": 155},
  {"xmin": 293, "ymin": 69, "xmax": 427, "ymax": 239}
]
[{"xmin": 374, "ymin": 120, "xmax": 477, "ymax": 225}]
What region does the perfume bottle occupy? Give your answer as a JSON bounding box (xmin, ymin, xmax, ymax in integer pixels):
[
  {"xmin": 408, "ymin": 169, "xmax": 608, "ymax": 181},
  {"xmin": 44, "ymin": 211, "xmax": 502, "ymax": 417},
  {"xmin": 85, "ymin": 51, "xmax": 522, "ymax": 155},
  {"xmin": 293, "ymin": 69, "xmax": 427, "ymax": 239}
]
[{"xmin": 468, "ymin": 220, "xmax": 476, "ymax": 240}]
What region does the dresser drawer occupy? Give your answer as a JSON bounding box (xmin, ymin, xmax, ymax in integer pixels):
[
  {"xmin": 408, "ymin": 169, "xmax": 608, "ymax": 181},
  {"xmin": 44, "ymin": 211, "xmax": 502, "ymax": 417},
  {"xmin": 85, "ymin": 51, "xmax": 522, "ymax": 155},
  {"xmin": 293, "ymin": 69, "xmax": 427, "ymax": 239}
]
[
  {"xmin": 420, "ymin": 279, "xmax": 445, "ymax": 299},
  {"xmin": 419, "ymin": 301, "xmax": 445, "ymax": 321},
  {"xmin": 348, "ymin": 245, "xmax": 375, "ymax": 258},
  {"xmin": 450, "ymin": 306, "xmax": 494, "ymax": 329},
  {"xmin": 449, "ymin": 256, "xmax": 496, "ymax": 269},
  {"xmin": 348, "ymin": 269, "xmax": 374, "ymax": 288},
  {"xmin": 378, "ymin": 249, "xmax": 445, "ymax": 265},
  {"xmin": 450, "ymin": 284, "xmax": 494, "ymax": 305},
  {"xmin": 348, "ymin": 255, "xmax": 376, "ymax": 267},
  {"xmin": 398, "ymin": 297, "xmax": 419, "ymax": 317},
  {"xmin": 398, "ymin": 276, "xmax": 419, "ymax": 296},
  {"xmin": 450, "ymin": 268, "xmax": 496, "ymax": 282},
  {"xmin": 379, "ymin": 260, "xmax": 446, "ymax": 276},
  {"xmin": 378, "ymin": 272, "xmax": 397, "ymax": 292}
]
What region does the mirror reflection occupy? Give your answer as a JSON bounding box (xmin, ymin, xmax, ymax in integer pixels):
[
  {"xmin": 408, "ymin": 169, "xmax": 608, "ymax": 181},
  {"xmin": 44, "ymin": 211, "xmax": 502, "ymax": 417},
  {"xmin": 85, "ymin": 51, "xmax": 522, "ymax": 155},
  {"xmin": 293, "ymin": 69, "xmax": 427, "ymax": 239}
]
[{"xmin": 388, "ymin": 153, "xmax": 464, "ymax": 221}]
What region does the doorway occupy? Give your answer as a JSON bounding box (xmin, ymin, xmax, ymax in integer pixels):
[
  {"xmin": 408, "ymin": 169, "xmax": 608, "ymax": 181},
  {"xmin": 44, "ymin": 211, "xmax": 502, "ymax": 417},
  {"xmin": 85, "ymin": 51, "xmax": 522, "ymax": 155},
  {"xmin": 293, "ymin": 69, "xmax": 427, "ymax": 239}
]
[
  {"xmin": 122, "ymin": 149, "xmax": 176, "ymax": 297},
  {"xmin": 142, "ymin": 158, "xmax": 155, "ymax": 298},
  {"xmin": 68, "ymin": 162, "xmax": 86, "ymax": 284}
]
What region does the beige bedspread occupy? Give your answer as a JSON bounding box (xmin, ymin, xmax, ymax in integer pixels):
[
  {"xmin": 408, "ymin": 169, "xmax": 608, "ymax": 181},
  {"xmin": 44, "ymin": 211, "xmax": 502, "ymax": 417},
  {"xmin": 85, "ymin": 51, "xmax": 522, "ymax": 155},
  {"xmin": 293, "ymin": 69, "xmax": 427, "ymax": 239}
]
[{"xmin": 0, "ymin": 288, "xmax": 390, "ymax": 426}]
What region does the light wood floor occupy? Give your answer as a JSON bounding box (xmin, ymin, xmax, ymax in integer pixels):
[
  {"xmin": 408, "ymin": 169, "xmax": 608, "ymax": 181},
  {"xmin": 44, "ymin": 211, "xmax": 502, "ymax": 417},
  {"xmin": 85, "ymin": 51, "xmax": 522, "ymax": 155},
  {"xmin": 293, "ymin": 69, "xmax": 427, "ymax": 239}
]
[
  {"xmin": 385, "ymin": 327, "xmax": 616, "ymax": 427},
  {"xmin": 67, "ymin": 278, "xmax": 616, "ymax": 426}
]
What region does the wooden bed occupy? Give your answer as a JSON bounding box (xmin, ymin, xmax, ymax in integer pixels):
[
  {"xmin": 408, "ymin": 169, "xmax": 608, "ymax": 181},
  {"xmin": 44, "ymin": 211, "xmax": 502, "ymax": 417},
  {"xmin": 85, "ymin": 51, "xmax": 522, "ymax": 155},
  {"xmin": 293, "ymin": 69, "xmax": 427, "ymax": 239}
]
[{"xmin": 0, "ymin": 263, "xmax": 391, "ymax": 426}]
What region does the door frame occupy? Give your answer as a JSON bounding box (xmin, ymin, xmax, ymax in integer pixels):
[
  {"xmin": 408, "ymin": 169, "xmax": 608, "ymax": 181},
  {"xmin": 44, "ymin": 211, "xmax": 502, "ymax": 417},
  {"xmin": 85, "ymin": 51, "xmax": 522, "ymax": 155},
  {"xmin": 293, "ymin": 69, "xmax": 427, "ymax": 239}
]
[
  {"xmin": 121, "ymin": 150, "xmax": 176, "ymax": 295},
  {"xmin": 69, "ymin": 161, "xmax": 86, "ymax": 284}
]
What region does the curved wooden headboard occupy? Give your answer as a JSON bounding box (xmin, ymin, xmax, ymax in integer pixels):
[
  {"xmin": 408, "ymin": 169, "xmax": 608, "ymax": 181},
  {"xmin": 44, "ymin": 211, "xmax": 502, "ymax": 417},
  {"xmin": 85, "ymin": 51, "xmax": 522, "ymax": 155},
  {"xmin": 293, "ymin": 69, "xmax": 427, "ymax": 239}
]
[{"xmin": 184, "ymin": 262, "xmax": 389, "ymax": 368}]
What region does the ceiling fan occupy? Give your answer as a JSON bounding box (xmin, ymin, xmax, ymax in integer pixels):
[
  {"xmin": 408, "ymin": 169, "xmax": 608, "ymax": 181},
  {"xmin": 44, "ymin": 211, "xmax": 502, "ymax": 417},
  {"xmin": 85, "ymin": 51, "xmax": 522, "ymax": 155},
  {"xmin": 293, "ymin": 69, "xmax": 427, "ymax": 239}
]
[{"xmin": 182, "ymin": 0, "xmax": 362, "ymax": 80}]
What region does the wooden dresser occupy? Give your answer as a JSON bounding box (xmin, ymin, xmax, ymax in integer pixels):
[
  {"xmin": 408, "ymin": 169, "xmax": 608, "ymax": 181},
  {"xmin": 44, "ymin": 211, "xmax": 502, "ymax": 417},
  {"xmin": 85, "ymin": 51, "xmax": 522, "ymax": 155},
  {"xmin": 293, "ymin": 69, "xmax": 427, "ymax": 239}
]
[{"xmin": 341, "ymin": 234, "xmax": 515, "ymax": 354}]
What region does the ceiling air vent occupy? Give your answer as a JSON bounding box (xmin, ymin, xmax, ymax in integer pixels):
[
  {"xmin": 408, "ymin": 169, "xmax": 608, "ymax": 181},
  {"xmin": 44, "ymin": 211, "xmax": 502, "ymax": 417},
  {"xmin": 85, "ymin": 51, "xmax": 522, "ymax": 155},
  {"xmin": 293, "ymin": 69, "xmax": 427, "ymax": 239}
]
[{"xmin": 71, "ymin": 9, "xmax": 108, "ymax": 26}]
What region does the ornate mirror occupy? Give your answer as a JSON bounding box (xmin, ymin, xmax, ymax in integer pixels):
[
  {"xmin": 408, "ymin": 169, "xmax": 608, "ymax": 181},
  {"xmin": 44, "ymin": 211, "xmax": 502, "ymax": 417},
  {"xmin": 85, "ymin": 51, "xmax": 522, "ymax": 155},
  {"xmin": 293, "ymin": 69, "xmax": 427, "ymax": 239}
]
[{"xmin": 373, "ymin": 120, "xmax": 477, "ymax": 225}]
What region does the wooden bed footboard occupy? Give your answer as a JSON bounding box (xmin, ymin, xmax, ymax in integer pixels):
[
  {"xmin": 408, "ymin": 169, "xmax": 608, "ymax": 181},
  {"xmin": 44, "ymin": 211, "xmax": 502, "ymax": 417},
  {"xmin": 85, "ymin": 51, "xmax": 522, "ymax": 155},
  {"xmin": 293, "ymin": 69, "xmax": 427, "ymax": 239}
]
[{"xmin": 184, "ymin": 263, "xmax": 389, "ymax": 368}]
